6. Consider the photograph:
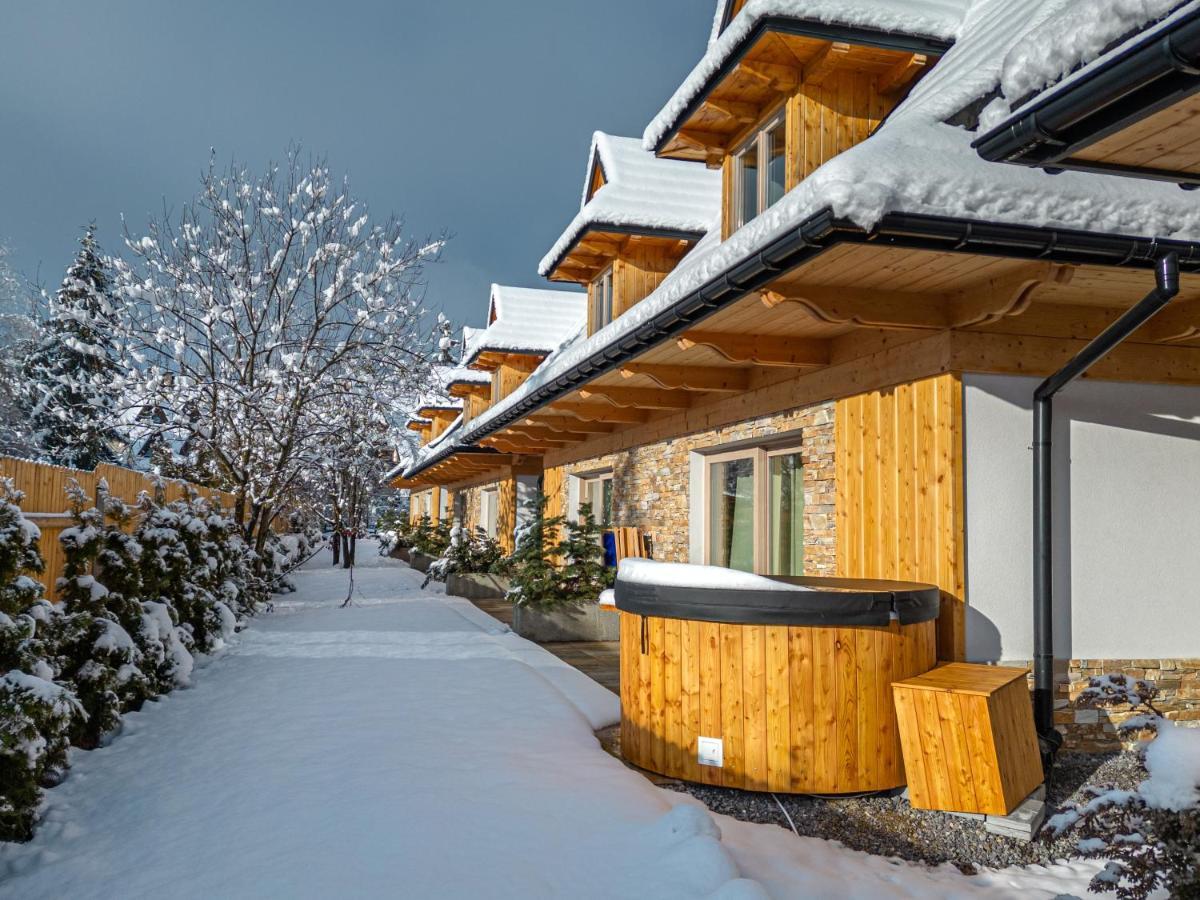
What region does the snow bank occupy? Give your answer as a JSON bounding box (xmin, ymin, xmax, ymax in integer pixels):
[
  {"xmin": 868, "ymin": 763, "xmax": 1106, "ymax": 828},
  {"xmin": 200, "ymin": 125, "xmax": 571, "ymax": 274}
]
[{"xmin": 1140, "ymin": 721, "xmax": 1200, "ymax": 811}]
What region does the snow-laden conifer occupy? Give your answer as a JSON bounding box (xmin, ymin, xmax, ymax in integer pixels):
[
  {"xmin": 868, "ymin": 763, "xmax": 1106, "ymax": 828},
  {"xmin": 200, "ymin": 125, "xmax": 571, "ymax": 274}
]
[{"xmin": 22, "ymin": 226, "xmax": 124, "ymax": 468}]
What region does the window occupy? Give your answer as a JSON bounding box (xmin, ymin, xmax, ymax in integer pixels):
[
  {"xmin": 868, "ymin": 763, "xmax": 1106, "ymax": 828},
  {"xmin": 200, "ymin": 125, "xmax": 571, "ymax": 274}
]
[
  {"xmin": 578, "ymin": 472, "xmax": 613, "ymax": 527},
  {"xmin": 732, "ymin": 114, "xmax": 787, "ymax": 231},
  {"xmin": 480, "ymin": 488, "xmax": 499, "ymax": 538},
  {"xmin": 591, "ymin": 267, "xmax": 614, "ymax": 332},
  {"xmin": 704, "ymin": 445, "xmax": 804, "ymax": 575}
]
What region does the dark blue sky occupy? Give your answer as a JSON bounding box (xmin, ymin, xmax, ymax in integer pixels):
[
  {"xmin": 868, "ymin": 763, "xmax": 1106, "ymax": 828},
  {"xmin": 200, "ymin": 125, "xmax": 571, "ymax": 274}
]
[{"xmin": 0, "ymin": 0, "xmax": 710, "ymax": 327}]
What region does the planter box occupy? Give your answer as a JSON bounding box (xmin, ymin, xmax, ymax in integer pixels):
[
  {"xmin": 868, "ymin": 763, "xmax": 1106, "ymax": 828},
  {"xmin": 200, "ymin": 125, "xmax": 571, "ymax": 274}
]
[
  {"xmin": 446, "ymin": 572, "xmax": 511, "ymax": 601},
  {"xmin": 512, "ymin": 602, "xmax": 619, "ymax": 643},
  {"xmin": 409, "ymin": 551, "xmax": 436, "ymax": 573},
  {"xmin": 390, "ymin": 546, "xmax": 411, "ymax": 562}
]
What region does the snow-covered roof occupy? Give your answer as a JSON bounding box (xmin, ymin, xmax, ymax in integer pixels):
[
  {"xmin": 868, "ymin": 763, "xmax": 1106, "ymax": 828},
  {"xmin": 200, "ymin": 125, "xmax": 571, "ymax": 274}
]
[
  {"xmin": 463, "ymin": 284, "xmax": 587, "ymax": 364},
  {"xmin": 440, "ymin": 365, "xmax": 490, "ymax": 387},
  {"xmin": 407, "ymin": 0, "xmax": 1200, "ymax": 481},
  {"xmin": 644, "ymin": 0, "xmax": 971, "ymax": 152},
  {"xmin": 980, "ymin": 0, "xmax": 1195, "ymax": 130},
  {"xmin": 538, "ymin": 133, "xmax": 721, "ymax": 278}
]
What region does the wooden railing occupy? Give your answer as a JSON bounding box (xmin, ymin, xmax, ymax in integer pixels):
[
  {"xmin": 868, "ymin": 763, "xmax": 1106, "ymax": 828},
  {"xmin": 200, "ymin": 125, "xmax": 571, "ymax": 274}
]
[{"xmin": 0, "ymin": 456, "xmax": 237, "ymax": 600}]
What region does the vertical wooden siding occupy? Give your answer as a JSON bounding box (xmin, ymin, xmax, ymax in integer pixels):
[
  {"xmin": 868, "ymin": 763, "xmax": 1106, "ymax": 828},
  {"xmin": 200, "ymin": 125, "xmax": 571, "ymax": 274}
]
[
  {"xmin": 835, "ymin": 374, "xmax": 966, "ymax": 661},
  {"xmin": 0, "ymin": 456, "xmax": 237, "ymax": 601},
  {"xmin": 496, "ymin": 478, "xmax": 517, "ymax": 554},
  {"xmin": 787, "ymin": 70, "xmax": 892, "ymax": 187}
]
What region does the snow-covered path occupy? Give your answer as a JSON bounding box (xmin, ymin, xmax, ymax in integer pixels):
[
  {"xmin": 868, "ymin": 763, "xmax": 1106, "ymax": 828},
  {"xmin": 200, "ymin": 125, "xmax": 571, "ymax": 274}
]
[{"xmin": 0, "ymin": 546, "xmax": 1099, "ymax": 899}]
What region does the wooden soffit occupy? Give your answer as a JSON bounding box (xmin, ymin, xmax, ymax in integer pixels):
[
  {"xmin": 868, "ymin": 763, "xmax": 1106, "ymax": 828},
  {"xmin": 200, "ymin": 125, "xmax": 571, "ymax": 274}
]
[
  {"xmin": 659, "ymin": 27, "xmax": 938, "ymax": 162},
  {"xmin": 549, "ymin": 229, "xmax": 698, "ymax": 285}
]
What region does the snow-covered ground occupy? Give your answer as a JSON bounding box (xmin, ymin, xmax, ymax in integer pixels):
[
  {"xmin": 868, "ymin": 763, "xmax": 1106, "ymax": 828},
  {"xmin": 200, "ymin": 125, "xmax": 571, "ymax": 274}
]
[{"xmin": 0, "ymin": 544, "xmax": 1101, "ymax": 898}]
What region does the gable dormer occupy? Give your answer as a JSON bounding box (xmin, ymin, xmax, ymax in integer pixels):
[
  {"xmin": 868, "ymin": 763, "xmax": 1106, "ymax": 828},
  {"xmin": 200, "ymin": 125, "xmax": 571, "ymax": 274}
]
[
  {"xmin": 462, "ymin": 284, "xmax": 585, "ymax": 407},
  {"xmin": 540, "ymin": 132, "xmax": 721, "ymax": 336},
  {"xmin": 649, "ymin": 2, "xmax": 958, "ymax": 238}
]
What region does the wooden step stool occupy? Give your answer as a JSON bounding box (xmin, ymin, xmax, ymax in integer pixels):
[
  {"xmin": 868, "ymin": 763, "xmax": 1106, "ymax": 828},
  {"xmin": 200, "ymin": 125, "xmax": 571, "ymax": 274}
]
[{"xmin": 892, "ymin": 663, "xmax": 1043, "ymax": 816}]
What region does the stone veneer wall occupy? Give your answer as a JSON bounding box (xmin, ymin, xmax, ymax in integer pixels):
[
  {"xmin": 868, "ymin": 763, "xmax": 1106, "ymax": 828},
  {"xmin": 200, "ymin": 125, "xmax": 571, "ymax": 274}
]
[
  {"xmin": 550, "ymin": 401, "xmax": 836, "ymax": 576},
  {"xmin": 1058, "ymin": 659, "xmax": 1200, "ymax": 751}
]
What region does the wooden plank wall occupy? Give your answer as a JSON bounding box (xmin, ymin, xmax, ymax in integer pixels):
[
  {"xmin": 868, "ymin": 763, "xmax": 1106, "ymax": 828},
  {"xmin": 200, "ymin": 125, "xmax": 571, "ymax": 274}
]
[
  {"xmin": 787, "ymin": 70, "xmax": 892, "ymax": 187},
  {"xmin": 613, "ymin": 244, "xmax": 684, "ymax": 321},
  {"xmin": 496, "ymin": 477, "xmax": 517, "ymax": 554},
  {"xmin": 0, "ymin": 456, "xmax": 237, "ymax": 601},
  {"xmin": 835, "ymin": 373, "xmax": 966, "ymax": 661}
]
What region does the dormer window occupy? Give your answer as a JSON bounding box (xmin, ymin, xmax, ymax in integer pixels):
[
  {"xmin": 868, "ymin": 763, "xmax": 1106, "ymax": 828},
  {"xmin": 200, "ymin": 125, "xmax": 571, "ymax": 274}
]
[
  {"xmin": 732, "ymin": 113, "xmax": 787, "ymax": 231},
  {"xmin": 591, "ymin": 266, "xmax": 614, "ymax": 332}
]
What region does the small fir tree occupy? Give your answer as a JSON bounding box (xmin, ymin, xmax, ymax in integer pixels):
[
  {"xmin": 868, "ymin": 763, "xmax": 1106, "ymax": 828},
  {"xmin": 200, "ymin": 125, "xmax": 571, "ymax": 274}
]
[
  {"xmin": 22, "ymin": 226, "xmax": 124, "ymax": 468},
  {"xmin": 504, "ymin": 494, "xmax": 566, "ymax": 610},
  {"xmin": 54, "ymin": 480, "xmax": 149, "ymax": 746},
  {"xmin": 0, "ymin": 480, "xmax": 82, "ymax": 839},
  {"xmin": 555, "ymin": 502, "xmax": 615, "ymax": 605}
]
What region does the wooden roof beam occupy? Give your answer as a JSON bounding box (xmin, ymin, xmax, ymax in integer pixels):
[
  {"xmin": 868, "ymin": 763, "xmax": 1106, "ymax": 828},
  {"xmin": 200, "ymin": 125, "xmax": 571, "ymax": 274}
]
[
  {"xmin": 548, "ymin": 402, "xmax": 648, "ymax": 424},
  {"xmin": 1135, "ymin": 296, "xmax": 1200, "ymax": 343},
  {"xmin": 802, "ymin": 42, "xmax": 851, "ymax": 86},
  {"xmin": 676, "ymin": 128, "xmax": 729, "ymax": 153},
  {"xmin": 761, "ymin": 263, "xmax": 1075, "ymax": 331},
  {"xmin": 678, "ymin": 331, "xmax": 830, "ymax": 367},
  {"xmin": 503, "ymin": 425, "xmax": 588, "ymax": 444},
  {"xmin": 705, "ymin": 98, "xmax": 758, "ymax": 124},
  {"xmin": 739, "ymin": 60, "xmax": 799, "ymax": 92},
  {"xmin": 577, "ymin": 385, "xmax": 694, "ymax": 410},
  {"xmin": 619, "ymin": 363, "xmax": 750, "ymax": 392},
  {"xmin": 877, "ymin": 52, "xmax": 929, "ymax": 96},
  {"xmin": 524, "ymin": 416, "xmax": 614, "ymax": 434}
]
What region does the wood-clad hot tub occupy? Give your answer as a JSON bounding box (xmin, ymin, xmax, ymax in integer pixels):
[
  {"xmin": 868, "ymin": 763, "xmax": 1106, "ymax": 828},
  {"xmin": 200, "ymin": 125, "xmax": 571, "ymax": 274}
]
[{"xmin": 615, "ymin": 568, "xmax": 940, "ymax": 794}]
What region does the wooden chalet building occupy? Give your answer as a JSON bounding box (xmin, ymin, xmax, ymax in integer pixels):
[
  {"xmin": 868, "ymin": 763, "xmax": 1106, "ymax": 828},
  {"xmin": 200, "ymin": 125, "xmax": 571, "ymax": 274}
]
[{"xmin": 394, "ymin": 0, "xmax": 1200, "ymax": 751}]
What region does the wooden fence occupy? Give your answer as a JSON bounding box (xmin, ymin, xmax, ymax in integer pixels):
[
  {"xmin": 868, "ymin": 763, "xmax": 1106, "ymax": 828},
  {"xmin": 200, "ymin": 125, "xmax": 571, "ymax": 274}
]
[{"xmin": 0, "ymin": 456, "xmax": 238, "ymax": 600}]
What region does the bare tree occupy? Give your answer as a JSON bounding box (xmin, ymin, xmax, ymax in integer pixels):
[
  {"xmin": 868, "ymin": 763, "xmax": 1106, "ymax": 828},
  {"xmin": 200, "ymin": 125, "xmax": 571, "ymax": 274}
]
[{"xmin": 112, "ymin": 149, "xmax": 441, "ymax": 557}]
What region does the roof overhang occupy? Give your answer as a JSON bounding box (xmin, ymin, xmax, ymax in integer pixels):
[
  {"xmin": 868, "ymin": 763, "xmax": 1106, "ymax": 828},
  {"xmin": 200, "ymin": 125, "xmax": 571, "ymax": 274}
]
[
  {"xmin": 464, "ymin": 347, "xmax": 549, "ymax": 370},
  {"xmin": 654, "ymin": 16, "xmax": 950, "ymax": 160},
  {"xmin": 545, "ymin": 223, "xmax": 706, "ymax": 284},
  {"xmin": 389, "ymin": 450, "xmax": 515, "ymax": 490},
  {"xmin": 974, "ymin": 6, "xmax": 1200, "ymax": 185},
  {"xmin": 405, "ymin": 208, "xmax": 1200, "ymax": 482}
]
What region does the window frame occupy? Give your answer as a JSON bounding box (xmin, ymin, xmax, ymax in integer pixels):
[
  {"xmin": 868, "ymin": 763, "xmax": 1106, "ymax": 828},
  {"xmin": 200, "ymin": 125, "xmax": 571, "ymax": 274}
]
[
  {"xmin": 590, "ymin": 265, "xmax": 615, "ymax": 333},
  {"xmin": 702, "ymin": 442, "xmax": 804, "ymax": 575},
  {"xmin": 731, "ymin": 111, "xmax": 787, "ymax": 231}
]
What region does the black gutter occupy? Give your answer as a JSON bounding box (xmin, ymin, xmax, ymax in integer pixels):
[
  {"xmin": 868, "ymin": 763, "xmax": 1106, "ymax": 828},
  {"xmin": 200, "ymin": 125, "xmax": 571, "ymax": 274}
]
[
  {"xmin": 542, "ymin": 222, "xmax": 708, "ymax": 283},
  {"xmin": 1031, "ymin": 253, "xmax": 1180, "ymax": 762},
  {"xmin": 655, "ymin": 16, "xmax": 952, "ymax": 155},
  {"xmin": 404, "ymin": 211, "xmax": 1200, "ymax": 481},
  {"xmin": 974, "ymin": 5, "xmax": 1200, "ymax": 183}
]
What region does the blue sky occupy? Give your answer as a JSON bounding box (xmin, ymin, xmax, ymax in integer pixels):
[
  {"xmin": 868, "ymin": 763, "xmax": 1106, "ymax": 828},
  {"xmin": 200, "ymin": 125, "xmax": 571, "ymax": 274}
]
[{"xmin": 0, "ymin": 0, "xmax": 710, "ymax": 327}]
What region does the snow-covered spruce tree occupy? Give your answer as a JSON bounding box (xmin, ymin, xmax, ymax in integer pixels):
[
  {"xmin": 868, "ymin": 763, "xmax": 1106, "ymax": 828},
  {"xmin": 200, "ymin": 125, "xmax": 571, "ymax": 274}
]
[
  {"xmin": 112, "ymin": 149, "xmax": 442, "ymax": 560},
  {"xmin": 54, "ymin": 480, "xmax": 150, "ymax": 747},
  {"xmin": 130, "ymin": 486, "xmax": 196, "ymax": 688},
  {"xmin": 504, "ymin": 494, "xmax": 566, "ymax": 610},
  {"xmin": 423, "ymin": 526, "xmax": 505, "ymax": 587},
  {"xmin": 554, "ymin": 502, "xmax": 614, "ymax": 605},
  {"xmin": 0, "ymin": 479, "xmax": 81, "ymax": 840},
  {"xmin": 21, "ymin": 226, "xmax": 124, "ymax": 469},
  {"xmin": 1048, "ymin": 674, "xmax": 1199, "ymax": 900}
]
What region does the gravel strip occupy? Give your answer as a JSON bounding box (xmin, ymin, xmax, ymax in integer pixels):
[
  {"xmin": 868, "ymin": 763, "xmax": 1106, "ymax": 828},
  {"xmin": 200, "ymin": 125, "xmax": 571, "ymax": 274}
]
[{"xmin": 663, "ymin": 752, "xmax": 1144, "ymax": 871}]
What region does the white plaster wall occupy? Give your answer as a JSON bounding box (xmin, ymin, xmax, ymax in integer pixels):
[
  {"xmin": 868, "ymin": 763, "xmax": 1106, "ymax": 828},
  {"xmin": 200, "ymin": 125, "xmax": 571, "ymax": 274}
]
[{"xmin": 964, "ymin": 374, "xmax": 1200, "ymax": 662}]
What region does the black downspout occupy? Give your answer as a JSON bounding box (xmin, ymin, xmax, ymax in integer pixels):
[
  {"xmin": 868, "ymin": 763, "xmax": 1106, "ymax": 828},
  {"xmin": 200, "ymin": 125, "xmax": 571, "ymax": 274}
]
[{"xmin": 1032, "ymin": 253, "xmax": 1180, "ymax": 760}]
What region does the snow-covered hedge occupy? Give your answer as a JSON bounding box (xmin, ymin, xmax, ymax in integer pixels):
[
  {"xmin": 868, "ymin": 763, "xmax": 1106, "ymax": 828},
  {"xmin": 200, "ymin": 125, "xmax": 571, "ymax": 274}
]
[
  {"xmin": 0, "ymin": 477, "xmax": 276, "ymax": 840},
  {"xmin": 422, "ymin": 525, "xmax": 504, "ymax": 587}
]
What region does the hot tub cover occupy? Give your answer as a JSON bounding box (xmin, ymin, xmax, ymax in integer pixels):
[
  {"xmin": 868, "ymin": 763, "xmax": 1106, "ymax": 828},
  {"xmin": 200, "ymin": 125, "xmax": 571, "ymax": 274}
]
[{"xmin": 614, "ymin": 561, "xmax": 939, "ymax": 627}]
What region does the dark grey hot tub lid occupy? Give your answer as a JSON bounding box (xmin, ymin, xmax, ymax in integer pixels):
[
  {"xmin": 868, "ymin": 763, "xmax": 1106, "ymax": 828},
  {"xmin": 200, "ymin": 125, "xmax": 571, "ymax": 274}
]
[{"xmin": 613, "ymin": 575, "xmax": 940, "ymax": 627}]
